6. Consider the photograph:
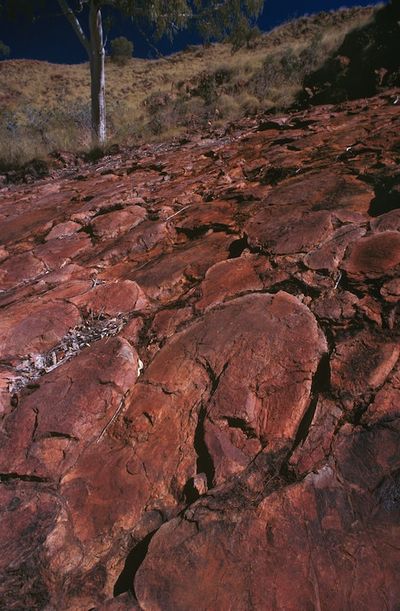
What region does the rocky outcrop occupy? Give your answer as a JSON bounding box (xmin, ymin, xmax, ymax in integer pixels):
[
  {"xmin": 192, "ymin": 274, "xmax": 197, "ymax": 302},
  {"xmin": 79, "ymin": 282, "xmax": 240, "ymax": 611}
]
[
  {"xmin": 301, "ymin": 0, "xmax": 400, "ymax": 105},
  {"xmin": 0, "ymin": 89, "xmax": 399, "ymax": 609}
]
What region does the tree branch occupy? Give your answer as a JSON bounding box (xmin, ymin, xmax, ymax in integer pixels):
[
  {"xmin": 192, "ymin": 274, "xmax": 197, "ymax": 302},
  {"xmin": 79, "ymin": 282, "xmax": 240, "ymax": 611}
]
[{"xmin": 57, "ymin": 0, "xmax": 91, "ymax": 55}]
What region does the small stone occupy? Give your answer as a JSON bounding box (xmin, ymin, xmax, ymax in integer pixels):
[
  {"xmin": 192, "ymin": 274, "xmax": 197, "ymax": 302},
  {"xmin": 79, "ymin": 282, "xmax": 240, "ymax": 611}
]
[
  {"xmin": 192, "ymin": 473, "xmax": 208, "ymax": 496},
  {"xmin": 381, "ymin": 278, "xmax": 400, "ymax": 303}
]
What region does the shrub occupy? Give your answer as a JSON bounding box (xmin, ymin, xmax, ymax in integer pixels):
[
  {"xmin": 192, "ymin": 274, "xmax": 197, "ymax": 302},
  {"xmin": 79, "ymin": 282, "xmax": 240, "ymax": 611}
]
[
  {"xmin": 192, "ymin": 67, "xmax": 235, "ymax": 108},
  {"xmin": 213, "ymin": 65, "xmax": 234, "ymax": 86},
  {"xmin": 0, "ymin": 40, "xmax": 10, "ymax": 58},
  {"xmin": 229, "ymin": 17, "xmax": 261, "ymax": 52},
  {"xmin": 181, "ymin": 97, "xmax": 207, "ymax": 128},
  {"xmin": 250, "ymin": 39, "xmax": 323, "ymax": 103},
  {"xmin": 216, "ymin": 94, "xmax": 240, "ymax": 119},
  {"xmin": 194, "ymin": 72, "xmax": 218, "ymax": 106},
  {"xmin": 237, "ymin": 92, "xmax": 260, "ymax": 115},
  {"xmin": 143, "ymin": 91, "xmax": 175, "ymax": 135},
  {"xmin": 110, "ymin": 36, "xmax": 133, "ymax": 65}
]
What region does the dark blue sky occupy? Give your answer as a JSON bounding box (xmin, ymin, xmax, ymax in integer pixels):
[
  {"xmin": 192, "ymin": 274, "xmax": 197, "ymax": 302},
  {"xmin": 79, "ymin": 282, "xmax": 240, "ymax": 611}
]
[{"xmin": 0, "ymin": 1, "xmax": 385, "ymax": 63}]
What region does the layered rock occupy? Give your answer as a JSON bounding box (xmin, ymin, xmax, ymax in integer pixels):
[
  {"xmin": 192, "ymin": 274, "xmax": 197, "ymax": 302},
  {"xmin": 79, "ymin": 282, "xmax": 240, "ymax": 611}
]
[{"xmin": 0, "ymin": 89, "xmax": 399, "ymax": 609}]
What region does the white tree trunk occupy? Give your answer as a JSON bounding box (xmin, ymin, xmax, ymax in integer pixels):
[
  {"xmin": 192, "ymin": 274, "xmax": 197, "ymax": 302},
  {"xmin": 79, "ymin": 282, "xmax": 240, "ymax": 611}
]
[{"xmin": 89, "ymin": 1, "xmax": 106, "ymax": 146}]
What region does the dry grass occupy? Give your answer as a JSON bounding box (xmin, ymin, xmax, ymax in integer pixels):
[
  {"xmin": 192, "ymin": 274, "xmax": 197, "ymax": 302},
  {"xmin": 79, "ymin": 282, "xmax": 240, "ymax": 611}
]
[{"xmin": 0, "ymin": 5, "xmax": 379, "ymax": 166}]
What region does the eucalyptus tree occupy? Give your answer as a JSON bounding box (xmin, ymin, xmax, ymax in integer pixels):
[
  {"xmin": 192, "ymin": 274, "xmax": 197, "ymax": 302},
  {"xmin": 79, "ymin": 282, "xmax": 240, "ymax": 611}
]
[{"xmin": 1, "ymin": 0, "xmax": 264, "ymax": 145}]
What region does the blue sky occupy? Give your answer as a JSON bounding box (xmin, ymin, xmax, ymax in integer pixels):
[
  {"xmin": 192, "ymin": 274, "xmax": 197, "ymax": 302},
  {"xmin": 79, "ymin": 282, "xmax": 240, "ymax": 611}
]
[{"xmin": 0, "ymin": 1, "xmax": 385, "ymax": 64}]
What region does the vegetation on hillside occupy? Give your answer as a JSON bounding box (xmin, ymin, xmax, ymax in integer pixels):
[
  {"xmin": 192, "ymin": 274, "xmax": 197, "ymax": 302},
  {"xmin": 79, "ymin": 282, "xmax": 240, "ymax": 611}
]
[
  {"xmin": 2, "ymin": 0, "xmax": 263, "ymax": 146},
  {"xmin": 0, "ymin": 6, "xmax": 379, "ymax": 168},
  {"xmin": 0, "ymin": 40, "xmax": 10, "ymax": 57},
  {"xmin": 110, "ymin": 36, "xmax": 134, "ymax": 65}
]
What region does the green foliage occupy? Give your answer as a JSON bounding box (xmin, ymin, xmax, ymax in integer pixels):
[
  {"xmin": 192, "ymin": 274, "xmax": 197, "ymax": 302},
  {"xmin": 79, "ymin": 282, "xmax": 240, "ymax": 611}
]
[
  {"xmin": 193, "ymin": 0, "xmax": 263, "ymax": 44},
  {"xmin": 115, "ymin": 1, "xmax": 190, "ymax": 38},
  {"xmin": 144, "ymin": 90, "xmax": 173, "ymax": 133},
  {"xmin": 250, "ymin": 33, "xmax": 328, "ymax": 97},
  {"xmin": 193, "ymin": 66, "xmax": 233, "ymax": 106},
  {"xmin": 213, "ymin": 65, "xmax": 234, "ymax": 85},
  {"xmin": 195, "ymin": 72, "xmax": 218, "ymax": 105},
  {"xmin": 110, "ymin": 36, "xmax": 133, "ymax": 64},
  {"xmin": 0, "ymin": 0, "xmax": 265, "ymax": 147},
  {"xmin": 115, "ymin": 0, "xmax": 263, "ymax": 43},
  {"xmin": 0, "ymin": 40, "xmax": 10, "ymax": 57},
  {"xmin": 1, "ymin": 0, "xmax": 264, "ymax": 64},
  {"xmin": 229, "ymin": 18, "xmax": 261, "ymax": 52}
]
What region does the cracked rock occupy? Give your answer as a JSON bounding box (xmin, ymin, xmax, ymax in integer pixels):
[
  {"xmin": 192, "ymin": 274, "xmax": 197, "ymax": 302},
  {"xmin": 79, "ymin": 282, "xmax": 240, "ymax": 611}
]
[{"xmin": 0, "ymin": 88, "xmax": 399, "ymax": 608}]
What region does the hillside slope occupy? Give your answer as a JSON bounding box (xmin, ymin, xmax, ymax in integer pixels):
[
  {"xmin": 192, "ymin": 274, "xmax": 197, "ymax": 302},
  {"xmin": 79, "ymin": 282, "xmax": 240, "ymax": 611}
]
[
  {"xmin": 0, "ymin": 6, "xmax": 378, "ymax": 164},
  {"xmin": 303, "ymin": 0, "xmax": 400, "ymax": 104},
  {"xmin": 0, "ymin": 87, "xmax": 399, "ymax": 609}
]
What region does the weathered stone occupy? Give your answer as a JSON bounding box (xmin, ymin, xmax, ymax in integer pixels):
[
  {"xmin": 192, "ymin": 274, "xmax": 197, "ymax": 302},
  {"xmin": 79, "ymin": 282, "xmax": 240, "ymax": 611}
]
[
  {"xmin": 0, "ymin": 299, "xmax": 81, "ymax": 360},
  {"xmin": 0, "ymin": 89, "xmax": 399, "ymax": 609},
  {"xmin": 93, "ymin": 220, "xmax": 171, "ymax": 265},
  {"xmin": 370, "ymin": 209, "xmax": 400, "ymax": 233},
  {"xmin": 96, "ymin": 592, "xmax": 140, "ymax": 610},
  {"xmin": 356, "ymin": 294, "xmax": 383, "ymax": 326},
  {"xmin": 70, "ymin": 280, "xmax": 149, "ymax": 316},
  {"xmin": 311, "ymin": 290, "xmax": 358, "ymax": 323},
  {"xmin": 34, "ymin": 233, "xmax": 92, "ymax": 270},
  {"xmin": 362, "ymin": 364, "xmax": 400, "ymax": 425},
  {"xmin": 0, "ymin": 245, "xmax": 9, "ymax": 263},
  {"xmin": 331, "ymin": 330, "xmax": 399, "ymax": 401},
  {"xmin": 0, "ymin": 486, "xmax": 61, "ymax": 611},
  {"xmin": 135, "ymin": 421, "xmax": 400, "ymax": 610},
  {"xmin": 0, "ymin": 252, "xmax": 46, "ymax": 291},
  {"xmin": 120, "ymin": 317, "xmax": 145, "ymax": 349},
  {"xmin": 20, "ymin": 292, "xmax": 323, "ymax": 606},
  {"xmin": 91, "ymin": 206, "xmax": 146, "ymax": 239},
  {"xmin": 174, "ymin": 200, "xmax": 237, "ymax": 233},
  {"xmin": 246, "ymin": 209, "xmax": 333, "ymax": 255},
  {"xmin": 45, "ymin": 220, "xmax": 81, "ymax": 241},
  {"xmin": 195, "ymin": 255, "xmax": 264, "ymax": 311},
  {"xmin": 290, "ymin": 398, "xmax": 342, "ymax": 474},
  {"xmin": 305, "ymin": 225, "xmax": 366, "ymax": 271},
  {"xmin": 0, "ymin": 188, "xmax": 78, "ymax": 245},
  {"xmin": 148, "ymin": 307, "xmax": 192, "ymax": 353},
  {"xmin": 132, "ymin": 232, "xmax": 231, "ymax": 303},
  {"xmin": 0, "ymin": 366, "xmax": 14, "ymax": 417},
  {"xmin": 0, "ymin": 337, "xmax": 138, "ymax": 479},
  {"xmin": 342, "ymin": 231, "xmax": 400, "ymax": 281},
  {"xmin": 381, "ymin": 278, "xmax": 400, "ymax": 303}
]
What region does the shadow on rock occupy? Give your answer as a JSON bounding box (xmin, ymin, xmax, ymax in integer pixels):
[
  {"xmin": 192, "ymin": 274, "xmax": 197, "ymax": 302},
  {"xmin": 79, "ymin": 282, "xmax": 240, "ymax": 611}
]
[{"xmin": 299, "ymin": 0, "xmax": 400, "ymax": 106}]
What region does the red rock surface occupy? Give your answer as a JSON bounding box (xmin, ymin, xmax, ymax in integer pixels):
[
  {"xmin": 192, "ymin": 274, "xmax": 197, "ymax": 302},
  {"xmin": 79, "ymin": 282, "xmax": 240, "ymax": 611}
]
[{"xmin": 0, "ymin": 90, "xmax": 399, "ymax": 609}]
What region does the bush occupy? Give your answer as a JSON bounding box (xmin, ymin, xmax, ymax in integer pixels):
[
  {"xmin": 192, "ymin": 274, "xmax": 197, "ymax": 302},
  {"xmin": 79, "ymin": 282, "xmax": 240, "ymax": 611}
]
[
  {"xmin": 143, "ymin": 91, "xmax": 176, "ymax": 135},
  {"xmin": 250, "ymin": 40, "xmax": 323, "ymax": 102},
  {"xmin": 194, "ymin": 72, "xmax": 218, "ymax": 106},
  {"xmin": 216, "ymin": 94, "xmax": 240, "ymax": 119},
  {"xmin": 213, "ymin": 65, "xmax": 234, "ymax": 86},
  {"xmin": 110, "ymin": 37, "xmax": 133, "ymax": 65},
  {"xmin": 237, "ymin": 92, "xmax": 260, "ymax": 115},
  {"xmin": 181, "ymin": 97, "xmax": 207, "ymax": 128},
  {"xmin": 0, "ymin": 40, "xmax": 10, "ymax": 58},
  {"xmin": 0, "ymin": 101, "xmax": 92, "ymax": 168},
  {"xmin": 229, "ymin": 17, "xmax": 261, "ymax": 52}
]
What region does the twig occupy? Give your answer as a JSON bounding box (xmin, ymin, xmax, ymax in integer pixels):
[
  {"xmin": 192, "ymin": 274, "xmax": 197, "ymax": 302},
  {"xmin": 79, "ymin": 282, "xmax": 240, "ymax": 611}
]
[
  {"xmin": 334, "ymin": 271, "xmax": 342, "ymax": 289},
  {"xmin": 96, "ymin": 394, "xmax": 127, "ymax": 444},
  {"xmin": 165, "ymin": 204, "xmax": 193, "ymax": 221}
]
